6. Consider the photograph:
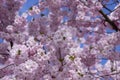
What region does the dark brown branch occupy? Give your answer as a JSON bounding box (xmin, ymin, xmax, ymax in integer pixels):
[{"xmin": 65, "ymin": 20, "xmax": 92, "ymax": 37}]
[
  {"xmin": 99, "ymin": 10, "xmax": 120, "ymax": 31},
  {"xmin": 97, "ymin": 71, "xmax": 120, "ymax": 78},
  {"xmin": 58, "ymin": 48, "xmax": 64, "ymax": 71},
  {"xmin": 0, "ymin": 63, "xmax": 14, "ymax": 71},
  {"xmin": 102, "ymin": 5, "xmax": 112, "ymax": 12}
]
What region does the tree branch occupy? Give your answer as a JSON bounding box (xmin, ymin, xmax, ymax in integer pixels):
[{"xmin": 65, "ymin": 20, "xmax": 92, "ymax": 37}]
[
  {"xmin": 97, "ymin": 71, "xmax": 120, "ymax": 78},
  {"xmin": 99, "ymin": 10, "xmax": 120, "ymax": 31}
]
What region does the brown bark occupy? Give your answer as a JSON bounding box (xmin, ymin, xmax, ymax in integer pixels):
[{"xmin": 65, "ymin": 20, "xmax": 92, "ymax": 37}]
[{"xmin": 99, "ymin": 10, "xmax": 120, "ymax": 31}]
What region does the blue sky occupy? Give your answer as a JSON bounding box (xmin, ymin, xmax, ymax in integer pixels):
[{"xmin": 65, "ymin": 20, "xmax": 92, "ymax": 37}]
[
  {"xmin": 102, "ymin": 0, "xmax": 120, "ymax": 14},
  {"xmin": 19, "ymin": 0, "xmax": 120, "ymax": 14},
  {"xmin": 19, "ymin": 0, "xmax": 39, "ymax": 15}
]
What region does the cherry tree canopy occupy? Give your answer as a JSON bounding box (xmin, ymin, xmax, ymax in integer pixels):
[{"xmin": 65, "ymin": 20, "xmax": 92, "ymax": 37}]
[{"xmin": 0, "ymin": 0, "xmax": 120, "ymax": 80}]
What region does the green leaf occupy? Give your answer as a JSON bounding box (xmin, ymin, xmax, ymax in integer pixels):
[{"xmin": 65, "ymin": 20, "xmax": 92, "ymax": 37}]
[
  {"xmin": 59, "ymin": 58, "xmax": 64, "ymax": 62},
  {"xmin": 17, "ymin": 50, "xmax": 21, "ymax": 55},
  {"xmin": 29, "ymin": 7, "xmax": 33, "ymax": 10},
  {"xmin": 78, "ymin": 72, "xmax": 84, "ymax": 77},
  {"xmin": 40, "ymin": 31, "xmax": 44, "ymax": 34},
  {"xmin": 69, "ymin": 55, "xmax": 75, "ymax": 61}
]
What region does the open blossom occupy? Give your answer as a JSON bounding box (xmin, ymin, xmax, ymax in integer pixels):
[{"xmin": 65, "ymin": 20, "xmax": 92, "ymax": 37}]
[
  {"xmin": 16, "ymin": 59, "xmax": 38, "ymax": 73},
  {"xmin": 80, "ymin": 53, "xmax": 96, "ymax": 67},
  {"xmin": 28, "ymin": 6, "xmax": 41, "ymax": 15},
  {"xmin": 6, "ymin": 25, "xmax": 14, "ymax": 32},
  {"xmin": 33, "ymin": 48, "xmax": 50, "ymax": 63},
  {"xmin": 109, "ymin": 3, "xmax": 120, "ymax": 20},
  {"xmin": 25, "ymin": 36, "xmax": 38, "ymax": 47},
  {"xmin": 14, "ymin": 59, "xmax": 38, "ymax": 80},
  {"xmin": 9, "ymin": 44, "xmax": 28, "ymax": 58},
  {"xmin": 0, "ymin": 75, "xmax": 17, "ymax": 80},
  {"xmin": 53, "ymin": 26, "xmax": 76, "ymax": 43}
]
